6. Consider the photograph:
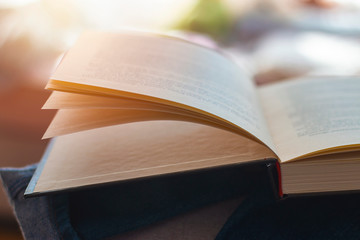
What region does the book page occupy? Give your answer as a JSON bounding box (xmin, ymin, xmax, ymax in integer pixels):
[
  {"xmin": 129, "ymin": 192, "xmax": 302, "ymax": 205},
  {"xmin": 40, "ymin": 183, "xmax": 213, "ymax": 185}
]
[
  {"xmin": 33, "ymin": 121, "xmax": 275, "ymax": 194},
  {"xmin": 43, "ymin": 91, "xmax": 246, "ymax": 128},
  {"xmin": 49, "ymin": 31, "xmax": 275, "ymax": 152},
  {"xmin": 258, "ymin": 77, "xmax": 360, "ymax": 162},
  {"xmin": 43, "ymin": 92, "xmax": 261, "ymax": 142},
  {"xmin": 42, "ymin": 108, "xmax": 246, "ymax": 139}
]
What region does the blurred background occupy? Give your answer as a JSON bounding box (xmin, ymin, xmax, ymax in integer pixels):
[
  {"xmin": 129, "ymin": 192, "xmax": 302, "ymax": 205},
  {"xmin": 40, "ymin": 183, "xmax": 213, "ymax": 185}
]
[{"xmin": 1, "ymin": 0, "xmax": 360, "ymax": 238}]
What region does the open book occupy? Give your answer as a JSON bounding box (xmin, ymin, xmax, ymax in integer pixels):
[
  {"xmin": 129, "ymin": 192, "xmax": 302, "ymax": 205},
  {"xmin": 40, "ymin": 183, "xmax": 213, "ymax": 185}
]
[{"xmin": 26, "ymin": 31, "xmax": 360, "ymax": 197}]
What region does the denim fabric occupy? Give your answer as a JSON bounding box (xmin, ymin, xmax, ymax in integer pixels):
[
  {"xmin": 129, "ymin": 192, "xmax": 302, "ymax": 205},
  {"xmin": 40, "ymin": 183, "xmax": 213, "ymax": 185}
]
[
  {"xmin": 0, "ymin": 165, "xmax": 80, "ymax": 240},
  {"xmin": 68, "ymin": 161, "xmax": 277, "ymax": 240},
  {"xmin": 2, "ymin": 164, "xmax": 360, "ymax": 240},
  {"xmin": 218, "ymin": 192, "xmax": 360, "ymax": 240},
  {"xmin": 0, "ymin": 162, "xmax": 276, "ymax": 240}
]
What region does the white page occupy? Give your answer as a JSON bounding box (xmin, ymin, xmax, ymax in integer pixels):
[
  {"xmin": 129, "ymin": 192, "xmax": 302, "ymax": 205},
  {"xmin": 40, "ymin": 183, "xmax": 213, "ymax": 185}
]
[{"xmin": 259, "ymin": 77, "xmax": 360, "ymax": 162}]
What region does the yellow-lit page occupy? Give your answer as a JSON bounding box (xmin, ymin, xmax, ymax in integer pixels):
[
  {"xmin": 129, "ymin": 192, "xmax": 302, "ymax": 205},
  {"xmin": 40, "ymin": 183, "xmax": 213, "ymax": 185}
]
[
  {"xmin": 34, "ymin": 121, "xmax": 275, "ymax": 194},
  {"xmin": 259, "ymin": 77, "xmax": 360, "ymax": 162},
  {"xmin": 49, "ymin": 31, "xmax": 275, "ymax": 152}
]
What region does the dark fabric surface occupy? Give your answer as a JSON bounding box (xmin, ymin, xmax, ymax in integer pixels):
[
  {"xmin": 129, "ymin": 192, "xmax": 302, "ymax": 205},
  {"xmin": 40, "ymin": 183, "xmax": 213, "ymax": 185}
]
[
  {"xmin": 0, "ymin": 165, "xmax": 80, "ymax": 240},
  {"xmin": 2, "ymin": 164, "xmax": 360, "ymax": 240},
  {"xmin": 218, "ymin": 192, "xmax": 360, "ymax": 240},
  {"xmin": 69, "ymin": 160, "xmax": 277, "ymax": 240},
  {"xmin": 0, "ymin": 162, "xmax": 275, "ymax": 239}
]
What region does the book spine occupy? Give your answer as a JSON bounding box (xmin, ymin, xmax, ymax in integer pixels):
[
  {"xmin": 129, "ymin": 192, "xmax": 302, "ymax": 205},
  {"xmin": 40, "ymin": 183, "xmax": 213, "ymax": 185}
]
[
  {"xmin": 265, "ymin": 159, "xmax": 283, "ymax": 199},
  {"xmin": 275, "ymin": 161, "xmax": 283, "ymax": 198}
]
